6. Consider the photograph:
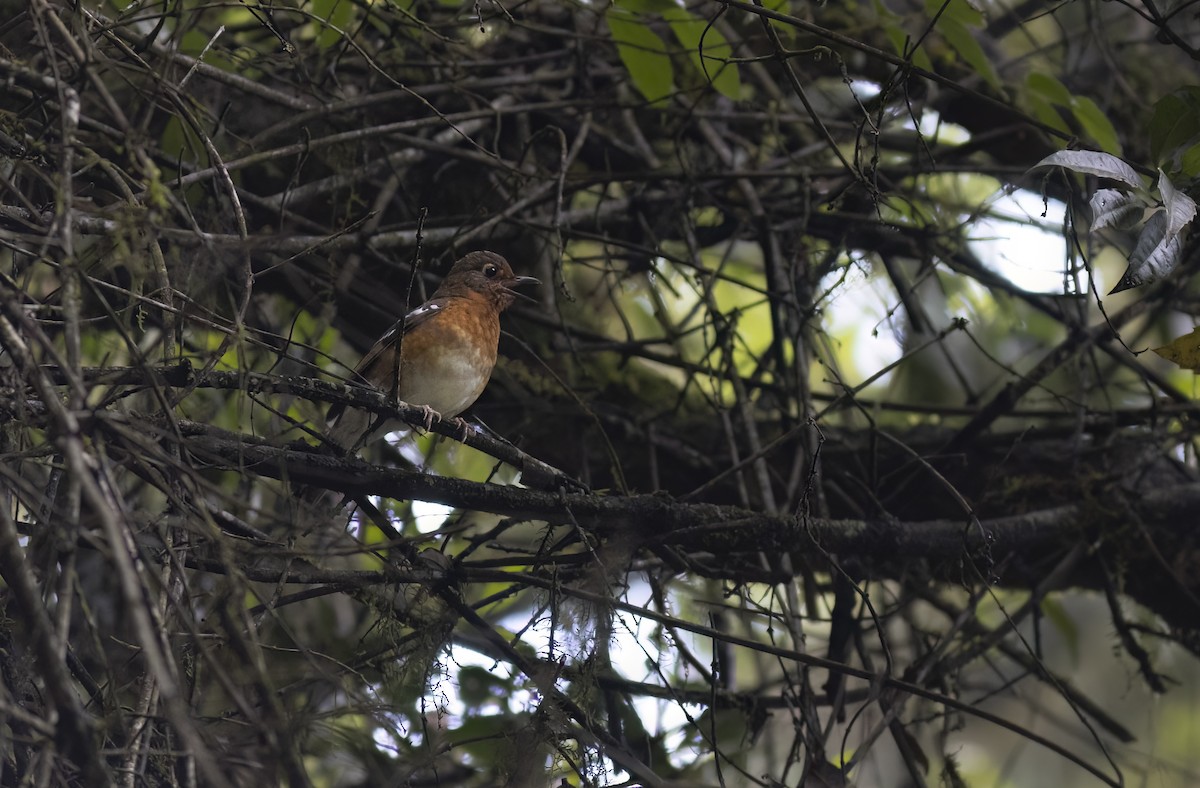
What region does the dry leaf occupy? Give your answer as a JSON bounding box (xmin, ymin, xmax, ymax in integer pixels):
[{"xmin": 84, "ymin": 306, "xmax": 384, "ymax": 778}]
[{"xmin": 1153, "ymin": 327, "xmax": 1200, "ymax": 370}]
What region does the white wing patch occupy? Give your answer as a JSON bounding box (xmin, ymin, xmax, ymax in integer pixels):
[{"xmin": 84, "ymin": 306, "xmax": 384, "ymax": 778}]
[
  {"xmin": 378, "ymin": 302, "xmax": 442, "ymax": 345},
  {"xmin": 405, "ymin": 302, "xmax": 442, "ymax": 323}
]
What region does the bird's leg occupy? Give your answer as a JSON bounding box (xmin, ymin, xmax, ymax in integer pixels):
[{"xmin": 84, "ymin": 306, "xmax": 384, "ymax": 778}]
[
  {"xmin": 449, "ymin": 417, "xmax": 474, "ymax": 441},
  {"xmin": 417, "ymin": 404, "xmax": 438, "ymax": 432}
]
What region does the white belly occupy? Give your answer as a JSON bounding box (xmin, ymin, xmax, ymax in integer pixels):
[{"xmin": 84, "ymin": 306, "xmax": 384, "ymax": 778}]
[{"xmin": 399, "ymin": 348, "xmax": 490, "ymax": 418}]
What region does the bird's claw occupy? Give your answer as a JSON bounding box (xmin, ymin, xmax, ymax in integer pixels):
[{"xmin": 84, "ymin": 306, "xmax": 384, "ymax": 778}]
[
  {"xmin": 450, "ymin": 417, "xmax": 474, "ymax": 441},
  {"xmin": 406, "ymin": 406, "xmax": 473, "ymax": 440}
]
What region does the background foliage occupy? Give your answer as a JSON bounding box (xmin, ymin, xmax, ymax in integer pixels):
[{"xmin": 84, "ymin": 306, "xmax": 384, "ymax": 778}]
[{"xmin": 2, "ymin": 0, "xmax": 1200, "ymax": 785}]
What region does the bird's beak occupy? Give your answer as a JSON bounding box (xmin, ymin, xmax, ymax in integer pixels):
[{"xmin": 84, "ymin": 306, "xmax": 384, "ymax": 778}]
[{"xmin": 507, "ymin": 275, "xmax": 540, "ymax": 303}]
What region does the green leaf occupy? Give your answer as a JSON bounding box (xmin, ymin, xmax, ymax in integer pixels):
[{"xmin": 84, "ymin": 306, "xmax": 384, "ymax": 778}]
[
  {"xmin": 1025, "ymin": 74, "xmax": 1121, "ymax": 153},
  {"xmin": 606, "ymin": 9, "xmax": 675, "ymax": 104},
  {"xmin": 662, "ymin": 7, "xmax": 741, "ymax": 99},
  {"xmin": 457, "ymin": 665, "xmax": 509, "ymax": 707},
  {"xmin": 760, "ymin": 0, "xmax": 795, "ymax": 37},
  {"xmin": 1181, "ymin": 141, "xmax": 1200, "ymax": 178},
  {"xmin": 925, "ymin": 0, "xmax": 983, "ymax": 27},
  {"xmin": 882, "ymin": 21, "xmax": 933, "ymax": 72},
  {"xmin": 1024, "ymin": 92, "xmax": 1071, "ymax": 137},
  {"xmin": 1069, "ymin": 96, "xmax": 1122, "ymax": 155},
  {"xmin": 312, "ymin": 0, "xmax": 354, "ymax": 49},
  {"xmin": 939, "ymin": 18, "xmax": 1000, "ymax": 91},
  {"xmin": 1026, "ymin": 73, "xmax": 1072, "ymax": 106},
  {"xmin": 446, "ymin": 714, "xmax": 522, "ymax": 761},
  {"xmin": 1148, "ymin": 87, "xmax": 1200, "ymax": 166},
  {"xmin": 159, "ymin": 115, "xmax": 200, "ymax": 165},
  {"xmin": 616, "ymin": 0, "xmax": 677, "ymax": 12}
]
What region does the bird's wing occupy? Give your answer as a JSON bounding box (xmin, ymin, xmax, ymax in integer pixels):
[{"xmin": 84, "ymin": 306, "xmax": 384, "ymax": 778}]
[
  {"xmin": 324, "ymin": 297, "xmax": 450, "ymax": 446},
  {"xmin": 352, "ymin": 298, "xmax": 447, "ymax": 377}
]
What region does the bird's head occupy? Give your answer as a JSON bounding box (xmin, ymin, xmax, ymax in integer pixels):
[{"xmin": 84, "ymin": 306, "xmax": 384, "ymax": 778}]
[{"xmin": 438, "ymin": 250, "xmax": 540, "ymax": 309}]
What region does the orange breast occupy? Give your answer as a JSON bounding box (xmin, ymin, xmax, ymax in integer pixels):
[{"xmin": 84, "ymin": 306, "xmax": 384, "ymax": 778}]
[{"xmin": 396, "ymin": 295, "xmax": 500, "ymax": 418}]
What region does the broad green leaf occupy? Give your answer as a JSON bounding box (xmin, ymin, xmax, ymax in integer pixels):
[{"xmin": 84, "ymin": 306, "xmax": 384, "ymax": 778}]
[
  {"xmin": 925, "ymin": 0, "xmax": 983, "ymax": 26},
  {"xmin": 1026, "ymin": 73, "xmax": 1072, "ymax": 106},
  {"xmin": 446, "ymin": 714, "xmax": 525, "ymax": 761},
  {"xmin": 693, "ymin": 708, "xmax": 754, "ymax": 752},
  {"xmin": 312, "ymin": 0, "xmax": 354, "ymax": 49},
  {"xmin": 457, "ymin": 665, "xmax": 509, "ymax": 707},
  {"xmin": 1026, "ymin": 75, "xmax": 1121, "ymax": 153},
  {"xmin": 1154, "ymin": 326, "xmax": 1200, "ymax": 371},
  {"xmin": 1069, "ymin": 96, "xmax": 1122, "ymax": 155},
  {"xmin": 178, "ymin": 29, "xmax": 213, "ymax": 58},
  {"xmin": 875, "ymin": 0, "xmax": 934, "ymax": 71},
  {"xmin": 939, "ymin": 19, "xmax": 1000, "ymax": 91},
  {"xmin": 762, "ymin": 0, "xmax": 795, "ymax": 37},
  {"xmin": 1089, "ymin": 189, "xmax": 1144, "ymax": 231},
  {"xmin": 662, "ymin": 7, "xmax": 741, "ymax": 100},
  {"xmin": 159, "ymin": 116, "xmax": 202, "ymax": 174},
  {"xmin": 1031, "ymin": 150, "xmax": 1142, "ymax": 188},
  {"xmin": 1182, "ymin": 141, "xmax": 1200, "ymax": 178},
  {"xmin": 1149, "ymin": 87, "xmax": 1200, "ymax": 165},
  {"xmin": 616, "ymin": 0, "xmax": 678, "ymax": 12},
  {"xmin": 882, "ymin": 22, "xmax": 934, "ymax": 72},
  {"xmin": 1024, "ymin": 92, "xmax": 1071, "ymax": 136},
  {"xmin": 176, "ymin": 29, "xmax": 240, "ymax": 74},
  {"xmin": 606, "ymin": 9, "xmax": 674, "ymax": 104}
]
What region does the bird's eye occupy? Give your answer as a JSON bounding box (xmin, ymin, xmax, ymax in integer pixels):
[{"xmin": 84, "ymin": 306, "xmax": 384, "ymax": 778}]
[{"xmin": 483, "ymin": 264, "xmax": 499, "ymax": 278}]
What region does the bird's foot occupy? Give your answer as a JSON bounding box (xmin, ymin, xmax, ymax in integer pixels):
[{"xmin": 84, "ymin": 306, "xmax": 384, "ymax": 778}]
[
  {"xmin": 403, "ymin": 404, "xmax": 440, "ymax": 432},
  {"xmin": 449, "ymin": 417, "xmax": 476, "ymax": 441},
  {"xmin": 416, "ymin": 404, "xmax": 439, "ymax": 432}
]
